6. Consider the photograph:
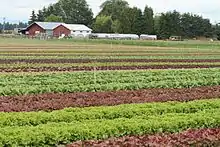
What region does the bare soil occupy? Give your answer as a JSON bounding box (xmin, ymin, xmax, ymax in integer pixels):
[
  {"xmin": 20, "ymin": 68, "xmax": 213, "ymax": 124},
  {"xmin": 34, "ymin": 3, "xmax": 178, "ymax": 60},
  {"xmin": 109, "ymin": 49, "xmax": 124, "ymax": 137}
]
[
  {"xmin": 68, "ymin": 128, "xmax": 220, "ymax": 147},
  {"xmin": 0, "ymin": 86, "xmax": 219, "ymax": 112}
]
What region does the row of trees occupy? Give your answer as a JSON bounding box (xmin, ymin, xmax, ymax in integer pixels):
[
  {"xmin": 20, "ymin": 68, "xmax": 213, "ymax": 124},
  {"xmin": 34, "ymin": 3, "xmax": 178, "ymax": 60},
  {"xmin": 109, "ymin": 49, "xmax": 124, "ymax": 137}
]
[
  {"xmin": 93, "ymin": 1, "xmax": 154, "ymax": 35},
  {"xmin": 155, "ymin": 11, "xmax": 214, "ymax": 39},
  {"xmin": 28, "ymin": 0, "xmax": 220, "ymax": 39},
  {"xmin": 0, "ymin": 22, "xmax": 27, "ymax": 31}
]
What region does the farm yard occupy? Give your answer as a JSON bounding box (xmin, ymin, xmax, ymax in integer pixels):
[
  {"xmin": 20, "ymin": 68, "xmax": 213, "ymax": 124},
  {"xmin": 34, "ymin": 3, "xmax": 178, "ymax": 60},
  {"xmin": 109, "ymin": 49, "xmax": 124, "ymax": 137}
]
[{"xmin": 0, "ymin": 38, "xmax": 220, "ymax": 146}]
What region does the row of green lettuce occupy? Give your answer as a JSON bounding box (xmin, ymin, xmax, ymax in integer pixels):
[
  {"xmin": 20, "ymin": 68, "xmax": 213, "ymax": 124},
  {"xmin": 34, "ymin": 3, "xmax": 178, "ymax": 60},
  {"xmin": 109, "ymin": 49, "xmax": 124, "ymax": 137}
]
[
  {"xmin": 0, "ymin": 68, "xmax": 219, "ymax": 96},
  {"xmin": 1, "ymin": 99, "xmax": 220, "ymax": 127},
  {"xmin": 0, "ymin": 99, "xmax": 220, "ymax": 146}
]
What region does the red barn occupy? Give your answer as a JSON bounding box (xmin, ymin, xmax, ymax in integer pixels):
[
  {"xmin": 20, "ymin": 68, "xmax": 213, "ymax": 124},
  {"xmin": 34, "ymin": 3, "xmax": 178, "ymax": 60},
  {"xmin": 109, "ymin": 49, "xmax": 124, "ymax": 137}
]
[
  {"xmin": 26, "ymin": 23, "xmax": 45, "ymax": 36},
  {"xmin": 24, "ymin": 22, "xmax": 92, "ymax": 38},
  {"xmin": 26, "ymin": 22, "xmax": 64, "ymax": 37},
  {"xmin": 53, "ymin": 24, "xmax": 71, "ymax": 37}
]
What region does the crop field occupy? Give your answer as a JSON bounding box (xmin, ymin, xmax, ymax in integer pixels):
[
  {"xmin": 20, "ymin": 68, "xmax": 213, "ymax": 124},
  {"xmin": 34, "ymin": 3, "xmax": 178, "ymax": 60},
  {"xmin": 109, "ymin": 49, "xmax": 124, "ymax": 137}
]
[{"xmin": 0, "ymin": 38, "xmax": 220, "ymax": 146}]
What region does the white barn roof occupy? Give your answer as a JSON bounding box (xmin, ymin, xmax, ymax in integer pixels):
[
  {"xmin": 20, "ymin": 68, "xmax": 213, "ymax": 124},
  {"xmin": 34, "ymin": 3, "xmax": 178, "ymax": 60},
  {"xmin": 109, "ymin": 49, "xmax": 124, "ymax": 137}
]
[
  {"xmin": 63, "ymin": 24, "xmax": 92, "ymax": 31},
  {"xmin": 26, "ymin": 22, "xmax": 92, "ymax": 31},
  {"xmin": 33, "ymin": 22, "xmax": 63, "ymax": 30}
]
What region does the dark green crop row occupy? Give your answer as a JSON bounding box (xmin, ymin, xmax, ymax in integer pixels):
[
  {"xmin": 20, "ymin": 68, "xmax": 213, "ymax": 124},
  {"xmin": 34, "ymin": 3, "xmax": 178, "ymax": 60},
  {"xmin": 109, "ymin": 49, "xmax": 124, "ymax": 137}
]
[
  {"xmin": 0, "ymin": 100, "xmax": 220, "ymax": 146},
  {"xmin": 0, "ymin": 68, "xmax": 219, "ymax": 96},
  {"xmin": 1, "ymin": 99, "xmax": 220, "ymax": 127}
]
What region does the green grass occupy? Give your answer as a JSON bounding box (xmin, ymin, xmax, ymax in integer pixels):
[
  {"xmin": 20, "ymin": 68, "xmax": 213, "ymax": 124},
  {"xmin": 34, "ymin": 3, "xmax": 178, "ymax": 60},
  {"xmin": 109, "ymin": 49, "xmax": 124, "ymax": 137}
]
[
  {"xmin": 0, "ymin": 99, "xmax": 220, "ymax": 146},
  {"xmin": 0, "ymin": 38, "xmax": 220, "ymax": 49},
  {"xmin": 0, "ymin": 68, "xmax": 219, "ymax": 96}
]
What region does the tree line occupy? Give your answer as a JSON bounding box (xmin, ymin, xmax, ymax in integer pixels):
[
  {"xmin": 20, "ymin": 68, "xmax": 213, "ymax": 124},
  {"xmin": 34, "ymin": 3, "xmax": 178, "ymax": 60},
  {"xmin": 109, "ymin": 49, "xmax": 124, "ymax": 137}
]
[
  {"xmin": 27, "ymin": 0, "xmax": 220, "ymax": 39},
  {"xmin": 0, "ymin": 22, "xmax": 27, "ymax": 32}
]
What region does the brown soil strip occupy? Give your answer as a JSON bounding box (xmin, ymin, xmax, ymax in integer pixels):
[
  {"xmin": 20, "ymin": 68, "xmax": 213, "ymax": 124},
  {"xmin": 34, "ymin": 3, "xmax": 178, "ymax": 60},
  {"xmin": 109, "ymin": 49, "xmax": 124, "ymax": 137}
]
[
  {"xmin": 68, "ymin": 128, "xmax": 220, "ymax": 147},
  {"xmin": 1, "ymin": 59, "xmax": 220, "ymax": 64},
  {"xmin": 0, "ymin": 65, "xmax": 220, "ymax": 72},
  {"xmin": 0, "ymin": 86, "xmax": 219, "ymax": 112}
]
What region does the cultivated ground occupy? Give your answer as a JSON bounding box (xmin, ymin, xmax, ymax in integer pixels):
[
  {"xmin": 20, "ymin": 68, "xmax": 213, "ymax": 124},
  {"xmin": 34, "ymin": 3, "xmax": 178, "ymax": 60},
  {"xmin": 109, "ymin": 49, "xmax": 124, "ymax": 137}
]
[{"xmin": 0, "ymin": 38, "xmax": 220, "ymax": 146}]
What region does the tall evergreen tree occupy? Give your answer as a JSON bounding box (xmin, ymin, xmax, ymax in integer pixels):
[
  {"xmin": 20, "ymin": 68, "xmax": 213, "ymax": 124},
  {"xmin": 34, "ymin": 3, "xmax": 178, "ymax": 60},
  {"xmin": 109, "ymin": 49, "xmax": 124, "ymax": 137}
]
[
  {"xmin": 156, "ymin": 10, "xmax": 181, "ymax": 39},
  {"xmin": 132, "ymin": 8, "xmax": 144, "ymax": 35},
  {"xmin": 143, "ymin": 5, "xmax": 154, "ymax": 34},
  {"xmin": 37, "ymin": 10, "xmax": 44, "ymax": 21},
  {"xmin": 29, "ymin": 10, "xmax": 37, "ymax": 24}
]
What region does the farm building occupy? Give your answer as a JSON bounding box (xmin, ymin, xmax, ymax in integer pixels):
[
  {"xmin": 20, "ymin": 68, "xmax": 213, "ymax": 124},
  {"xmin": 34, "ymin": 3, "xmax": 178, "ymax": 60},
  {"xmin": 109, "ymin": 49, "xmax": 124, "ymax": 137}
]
[
  {"xmin": 90, "ymin": 33, "xmax": 139, "ymax": 40},
  {"xmin": 25, "ymin": 22, "xmax": 92, "ymax": 38},
  {"xmin": 140, "ymin": 34, "xmax": 157, "ymax": 40},
  {"xmin": 63, "ymin": 24, "xmax": 92, "ymax": 38}
]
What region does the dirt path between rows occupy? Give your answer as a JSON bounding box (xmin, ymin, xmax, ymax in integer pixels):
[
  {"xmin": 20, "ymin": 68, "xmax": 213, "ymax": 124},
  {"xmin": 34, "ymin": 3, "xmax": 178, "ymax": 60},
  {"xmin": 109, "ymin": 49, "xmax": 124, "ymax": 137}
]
[
  {"xmin": 0, "ymin": 86, "xmax": 219, "ymax": 112},
  {"xmin": 68, "ymin": 128, "xmax": 220, "ymax": 147},
  {"xmin": 1, "ymin": 59, "xmax": 220, "ymax": 64},
  {"xmin": 0, "ymin": 65, "xmax": 220, "ymax": 72}
]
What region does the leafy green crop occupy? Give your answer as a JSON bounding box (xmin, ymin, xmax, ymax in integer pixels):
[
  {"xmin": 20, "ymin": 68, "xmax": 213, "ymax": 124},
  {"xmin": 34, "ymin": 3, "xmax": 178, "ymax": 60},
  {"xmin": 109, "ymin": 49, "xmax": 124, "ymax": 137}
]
[
  {"xmin": 0, "ymin": 99, "xmax": 219, "ymax": 127},
  {"xmin": 0, "ymin": 68, "xmax": 219, "ymax": 96},
  {"xmin": 0, "ymin": 106, "xmax": 220, "ymax": 146}
]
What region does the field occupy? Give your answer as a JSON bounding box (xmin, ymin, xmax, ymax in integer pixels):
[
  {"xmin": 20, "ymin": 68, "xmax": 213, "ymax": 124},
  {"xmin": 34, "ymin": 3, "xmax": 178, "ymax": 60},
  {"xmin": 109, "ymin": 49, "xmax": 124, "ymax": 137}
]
[{"xmin": 0, "ymin": 38, "xmax": 220, "ymax": 146}]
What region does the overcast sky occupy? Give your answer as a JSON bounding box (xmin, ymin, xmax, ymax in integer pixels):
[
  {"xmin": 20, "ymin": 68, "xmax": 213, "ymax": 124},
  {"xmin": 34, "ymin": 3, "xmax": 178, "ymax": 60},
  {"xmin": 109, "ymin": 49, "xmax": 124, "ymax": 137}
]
[{"xmin": 0, "ymin": 0, "xmax": 220, "ymax": 23}]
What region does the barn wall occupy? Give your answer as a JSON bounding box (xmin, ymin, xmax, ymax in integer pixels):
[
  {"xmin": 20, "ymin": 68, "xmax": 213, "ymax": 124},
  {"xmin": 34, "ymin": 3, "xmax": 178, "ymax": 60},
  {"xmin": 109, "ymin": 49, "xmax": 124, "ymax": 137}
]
[
  {"xmin": 70, "ymin": 30, "xmax": 92, "ymax": 38},
  {"xmin": 26, "ymin": 24, "xmax": 45, "ymax": 36},
  {"xmin": 53, "ymin": 25, "xmax": 71, "ymax": 37}
]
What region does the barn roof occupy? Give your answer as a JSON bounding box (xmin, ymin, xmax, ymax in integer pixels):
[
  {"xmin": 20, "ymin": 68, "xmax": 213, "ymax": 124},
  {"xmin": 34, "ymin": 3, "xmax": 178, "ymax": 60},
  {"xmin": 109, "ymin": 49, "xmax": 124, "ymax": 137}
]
[
  {"xmin": 35, "ymin": 22, "xmax": 64, "ymax": 30},
  {"xmin": 63, "ymin": 24, "xmax": 92, "ymax": 31},
  {"xmin": 26, "ymin": 22, "xmax": 63, "ymax": 30},
  {"xmin": 26, "ymin": 22, "xmax": 92, "ymax": 31}
]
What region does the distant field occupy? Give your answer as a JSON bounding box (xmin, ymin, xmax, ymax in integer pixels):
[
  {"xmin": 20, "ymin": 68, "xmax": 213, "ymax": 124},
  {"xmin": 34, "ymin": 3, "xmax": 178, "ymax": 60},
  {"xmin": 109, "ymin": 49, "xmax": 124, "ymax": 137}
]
[
  {"xmin": 0, "ymin": 38, "xmax": 219, "ymax": 146},
  {"xmin": 0, "ymin": 37, "xmax": 220, "ymax": 49}
]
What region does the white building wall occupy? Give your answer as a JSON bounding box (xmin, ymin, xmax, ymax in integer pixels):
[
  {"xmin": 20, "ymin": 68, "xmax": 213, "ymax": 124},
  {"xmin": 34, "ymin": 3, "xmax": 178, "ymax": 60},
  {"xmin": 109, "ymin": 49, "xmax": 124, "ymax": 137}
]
[{"xmin": 70, "ymin": 30, "xmax": 92, "ymax": 38}]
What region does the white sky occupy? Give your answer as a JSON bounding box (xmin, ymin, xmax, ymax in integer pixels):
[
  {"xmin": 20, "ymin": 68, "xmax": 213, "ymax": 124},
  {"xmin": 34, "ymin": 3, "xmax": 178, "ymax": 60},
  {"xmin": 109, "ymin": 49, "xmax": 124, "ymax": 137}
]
[{"xmin": 0, "ymin": 0, "xmax": 220, "ymax": 23}]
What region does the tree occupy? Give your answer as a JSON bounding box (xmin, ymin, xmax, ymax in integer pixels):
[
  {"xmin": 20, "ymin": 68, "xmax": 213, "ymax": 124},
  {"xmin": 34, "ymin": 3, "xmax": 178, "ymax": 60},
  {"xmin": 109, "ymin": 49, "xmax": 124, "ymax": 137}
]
[
  {"xmin": 93, "ymin": 15, "xmax": 113, "ymax": 33},
  {"xmin": 45, "ymin": 14, "xmax": 63, "ymax": 22},
  {"xmin": 116, "ymin": 7, "xmax": 144, "ymax": 35},
  {"xmin": 143, "ymin": 5, "xmax": 154, "ymax": 34},
  {"xmin": 37, "ymin": 10, "xmax": 44, "ymax": 21},
  {"xmin": 58, "ymin": 0, "xmax": 93, "ymax": 26},
  {"xmin": 213, "ymin": 24, "xmax": 220, "ymax": 40},
  {"xmin": 112, "ymin": 20, "xmax": 121, "ymax": 33},
  {"xmin": 29, "ymin": 10, "xmax": 37, "ymax": 24},
  {"xmin": 117, "ymin": 7, "xmax": 134, "ymax": 34},
  {"xmin": 99, "ymin": 0, "xmax": 129, "ymax": 21},
  {"xmin": 156, "ymin": 10, "xmax": 181, "ymax": 39},
  {"xmin": 132, "ymin": 7, "xmax": 144, "ymax": 35},
  {"xmin": 181, "ymin": 13, "xmax": 212, "ymax": 38}
]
